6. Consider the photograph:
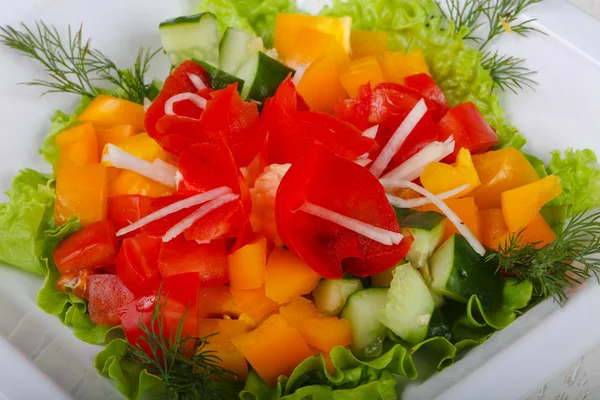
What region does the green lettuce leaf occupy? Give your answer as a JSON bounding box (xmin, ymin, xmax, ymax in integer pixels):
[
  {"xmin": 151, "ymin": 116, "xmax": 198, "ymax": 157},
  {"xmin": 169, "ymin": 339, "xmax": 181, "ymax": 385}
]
[{"xmin": 547, "ymin": 148, "xmax": 600, "ymax": 215}]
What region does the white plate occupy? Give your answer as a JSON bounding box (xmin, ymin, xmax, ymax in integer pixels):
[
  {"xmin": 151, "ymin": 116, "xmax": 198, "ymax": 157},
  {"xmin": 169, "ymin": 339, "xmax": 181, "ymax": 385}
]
[{"xmin": 1, "ymin": 1, "xmax": 599, "ymax": 399}]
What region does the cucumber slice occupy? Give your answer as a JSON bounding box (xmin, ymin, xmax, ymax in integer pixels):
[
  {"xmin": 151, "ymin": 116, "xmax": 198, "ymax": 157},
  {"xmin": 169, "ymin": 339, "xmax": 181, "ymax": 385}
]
[
  {"xmin": 426, "ymin": 309, "xmax": 452, "ymax": 341},
  {"xmin": 159, "ymin": 13, "xmax": 220, "ymax": 66},
  {"xmin": 193, "ymin": 60, "xmax": 244, "ymax": 93},
  {"xmin": 237, "ymin": 52, "xmax": 295, "ymax": 102},
  {"xmin": 146, "ymin": 79, "xmax": 164, "ymax": 101},
  {"xmin": 430, "ymin": 234, "xmax": 503, "ymax": 309},
  {"xmin": 379, "ymin": 263, "xmax": 436, "ymax": 345},
  {"xmin": 340, "ymin": 288, "xmax": 389, "ymax": 358},
  {"xmin": 396, "ymin": 208, "xmax": 446, "ymax": 269},
  {"xmin": 371, "ymin": 260, "xmax": 408, "ymax": 288},
  {"xmin": 219, "ymin": 27, "xmax": 264, "ymax": 75},
  {"xmin": 312, "ymin": 279, "xmax": 363, "ymax": 316},
  {"xmin": 420, "ymin": 267, "xmax": 445, "ymax": 308}
]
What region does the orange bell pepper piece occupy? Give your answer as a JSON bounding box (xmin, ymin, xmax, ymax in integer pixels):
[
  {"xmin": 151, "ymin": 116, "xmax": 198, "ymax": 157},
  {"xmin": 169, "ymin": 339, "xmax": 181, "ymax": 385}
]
[
  {"xmin": 94, "ymin": 124, "xmax": 135, "ymax": 159},
  {"xmin": 55, "ymin": 122, "xmax": 99, "ymax": 170},
  {"xmin": 298, "ymin": 54, "xmax": 349, "ymax": 114},
  {"xmin": 102, "ymin": 132, "xmax": 175, "ymax": 166},
  {"xmin": 279, "ymin": 297, "xmax": 322, "ymax": 329},
  {"xmin": 283, "ymin": 28, "xmax": 350, "ymax": 69},
  {"xmin": 228, "ymin": 237, "xmax": 268, "ymax": 290},
  {"xmin": 231, "ymin": 314, "xmax": 313, "ymax": 386},
  {"xmin": 78, "ymin": 95, "xmax": 145, "ymax": 132},
  {"xmin": 497, "ymin": 213, "xmax": 557, "ymax": 250},
  {"xmin": 230, "ymin": 285, "xmax": 279, "ymax": 322},
  {"xmin": 379, "ymin": 50, "xmax": 430, "ymax": 84},
  {"xmin": 421, "ymin": 148, "xmax": 481, "ymax": 197},
  {"xmin": 297, "ymin": 316, "xmax": 352, "ymax": 353},
  {"xmin": 471, "ymin": 148, "xmax": 540, "ymax": 210},
  {"xmin": 350, "ymin": 30, "xmax": 388, "ymax": 59},
  {"xmin": 421, "ymin": 197, "xmax": 482, "ymax": 242},
  {"xmin": 197, "ymin": 286, "xmax": 242, "ymax": 319},
  {"xmin": 197, "ymin": 319, "xmax": 252, "ymax": 380},
  {"xmin": 265, "ymin": 248, "xmax": 322, "ymax": 304},
  {"xmin": 501, "ymin": 175, "xmax": 562, "ymax": 232},
  {"xmin": 108, "ymin": 170, "xmax": 174, "ymax": 198},
  {"xmin": 340, "ymin": 56, "xmax": 386, "ymax": 98},
  {"xmin": 54, "ymin": 164, "xmax": 107, "ymax": 226},
  {"xmin": 480, "ymin": 209, "xmax": 508, "ymax": 249}
]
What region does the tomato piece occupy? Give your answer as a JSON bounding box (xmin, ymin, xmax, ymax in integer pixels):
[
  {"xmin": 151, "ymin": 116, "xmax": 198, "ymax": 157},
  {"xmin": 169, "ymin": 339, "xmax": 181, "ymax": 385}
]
[
  {"xmin": 158, "ymin": 239, "xmax": 228, "ymax": 286},
  {"xmin": 275, "ymin": 145, "xmax": 412, "ymax": 278},
  {"xmin": 116, "ymin": 233, "xmax": 161, "ymax": 296},
  {"xmin": 53, "ymin": 220, "xmax": 118, "ymax": 274},
  {"xmin": 156, "ymin": 272, "xmax": 200, "ymax": 306},
  {"xmin": 55, "ymin": 269, "xmax": 90, "ymax": 299},
  {"xmin": 404, "ymin": 73, "xmax": 448, "ymax": 108},
  {"xmin": 266, "ymin": 78, "xmax": 374, "ymax": 165},
  {"xmin": 437, "ymin": 102, "xmax": 499, "ymax": 161},
  {"xmin": 107, "ymin": 195, "xmax": 154, "ymax": 235},
  {"xmin": 88, "ymin": 274, "xmax": 135, "ymax": 326}
]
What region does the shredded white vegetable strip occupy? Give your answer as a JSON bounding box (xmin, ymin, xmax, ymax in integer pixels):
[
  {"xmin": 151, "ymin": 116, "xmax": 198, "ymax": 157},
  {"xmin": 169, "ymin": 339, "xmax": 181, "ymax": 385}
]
[
  {"xmin": 355, "ymin": 158, "xmax": 372, "ymax": 167},
  {"xmin": 362, "ymin": 125, "xmax": 379, "ymax": 139},
  {"xmin": 370, "ymin": 99, "xmax": 427, "ymax": 178},
  {"xmin": 385, "ymin": 183, "xmax": 471, "ymax": 208},
  {"xmin": 103, "ymin": 144, "xmax": 176, "ymax": 188},
  {"xmin": 188, "ymin": 73, "xmax": 207, "ymax": 91},
  {"xmin": 152, "ymin": 159, "xmax": 178, "ymax": 176},
  {"xmin": 162, "ymin": 193, "xmax": 239, "ymax": 242},
  {"xmin": 292, "ymin": 65, "xmax": 307, "ymax": 86},
  {"xmin": 116, "ymin": 186, "xmax": 233, "ymax": 237},
  {"xmin": 380, "ymin": 139, "xmax": 455, "ymax": 183},
  {"xmin": 298, "ymin": 202, "xmax": 403, "ymax": 246},
  {"xmin": 164, "ymin": 93, "xmax": 207, "ymax": 116},
  {"xmin": 389, "ymin": 181, "xmax": 485, "ymax": 256},
  {"xmin": 143, "ymin": 97, "xmax": 152, "ymax": 112}
]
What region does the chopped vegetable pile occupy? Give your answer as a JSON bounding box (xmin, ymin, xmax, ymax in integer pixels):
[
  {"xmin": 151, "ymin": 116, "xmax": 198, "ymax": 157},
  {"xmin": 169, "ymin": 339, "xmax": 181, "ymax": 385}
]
[{"xmin": 1, "ymin": 0, "xmax": 600, "ymax": 399}]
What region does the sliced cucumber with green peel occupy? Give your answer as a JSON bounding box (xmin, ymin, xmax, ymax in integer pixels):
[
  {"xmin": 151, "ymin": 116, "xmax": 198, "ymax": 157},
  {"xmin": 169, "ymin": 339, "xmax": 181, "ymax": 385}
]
[
  {"xmin": 159, "ymin": 13, "xmax": 220, "ymax": 66},
  {"xmin": 219, "ymin": 27, "xmax": 263, "ymax": 75},
  {"xmin": 430, "ymin": 234, "xmax": 503, "ymax": 309},
  {"xmin": 312, "ymin": 279, "xmax": 363, "ymax": 316},
  {"xmin": 379, "ymin": 263, "xmax": 436, "ymax": 345},
  {"xmin": 237, "ymin": 52, "xmax": 294, "ymax": 102},
  {"xmin": 193, "ymin": 60, "xmax": 244, "ymax": 92},
  {"xmin": 340, "ymin": 288, "xmax": 389, "ymax": 359},
  {"xmin": 398, "ymin": 209, "xmax": 446, "ymax": 269},
  {"xmin": 426, "ymin": 309, "xmax": 452, "ymax": 341},
  {"xmin": 146, "ymin": 79, "xmax": 164, "ymax": 101}
]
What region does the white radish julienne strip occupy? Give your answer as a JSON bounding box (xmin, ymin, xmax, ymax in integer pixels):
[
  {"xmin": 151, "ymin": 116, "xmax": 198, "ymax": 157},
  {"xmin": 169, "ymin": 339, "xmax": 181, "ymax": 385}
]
[
  {"xmin": 299, "ymin": 202, "xmax": 403, "ymax": 246},
  {"xmin": 379, "ymin": 139, "xmax": 455, "ymax": 183},
  {"xmin": 385, "ymin": 183, "xmax": 471, "ymax": 208},
  {"xmin": 152, "ymin": 159, "xmax": 178, "ymax": 176},
  {"xmin": 143, "ymin": 97, "xmax": 152, "ymax": 112},
  {"xmin": 164, "ymin": 93, "xmax": 207, "ymax": 116},
  {"xmin": 292, "ymin": 65, "xmax": 307, "ymax": 86},
  {"xmin": 162, "ymin": 193, "xmax": 240, "ymax": 242},
  {"xmin": 370, "ymin": 99, "xmax": 427, "ymax": 178},
  {"xmin": 389, "ymin": 181, "xmax": 485, "ymax": 256},
  {"xmin": 103, "ymin": 144, "xmax": 176, "ymax": 188},
  {"xmin": 116, "ymin": 186, "xmax": 233, "ymax": 237},
  {"xmin": 188, "ymin": 73, "xmax": 207, "ymax": 90},
  {"xmin": 355, "ymin": 158, "xmax": 372, "ymax": 167},
  {"xmin": 362, "ymin": 125, "xmax": 379, "ymax": 139}
]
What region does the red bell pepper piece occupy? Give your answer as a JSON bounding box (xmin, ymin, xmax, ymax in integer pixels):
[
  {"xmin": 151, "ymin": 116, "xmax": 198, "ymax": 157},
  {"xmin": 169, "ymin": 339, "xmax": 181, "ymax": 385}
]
[
  {"xmin": 275, "ymin": 145, "xmax": 413, "ymax": 279},
  {"xmin": 266, "ymin": 78, "xmax": 374, "ymax": 165},
  {"xmin": 158, "ymin": 239, "xmax": 228, "ymax": 286},
  {"xmin": 156, "ymin": 272, "xmax": 200, "ymax": 306},
  {"xmin": 107, "ymin": 195, "xmax": 154, "ymax": 236},
  {"xmin": 404, "ymin": 73, "xmax": 449, "ymax": 108},
  {"xmin": 88, "ymin": 274, "xmax": 135, "ymax": 326},
  {"xmin": 116, "ymin": 232, "xmax": 161, "ymax": 297},
  {"xmin": 53, "ymin": 220, "xmax": 118, "ymax": 274},
  {"xmin": 437, "ymin": 102, "xmax": 499, "ymax": 161}
]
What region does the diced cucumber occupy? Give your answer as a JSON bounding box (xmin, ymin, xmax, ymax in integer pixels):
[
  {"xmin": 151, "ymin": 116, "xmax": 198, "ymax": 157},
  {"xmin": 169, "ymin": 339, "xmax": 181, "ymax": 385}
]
[
  {"xmin": 340, "ymin": 288, "xmax": 389, "ymax": 358},
  {"xmin": 146, "ymin": 79, "xmax": 164, "ymax": 101},
  {"xmin": 193, "ymin": 60, "xmax": 244, "ymax": 93},
  {"xmin": 237, "ymin": 52, "xmax": 295, "ymax": 102},
  {"xmin": 430, "ymin": 234, "xmax": 503, "ymax": 309},
  {"xmin": 397, "ymin": 209, "xmax": 446, "ymax": 269},
  {"xmin": 371, "ymin": 260, "xmax": 408, "ymax": 288},
  {"xmin": 312, "ymin": 279, "xmax": 363, "ymax": 316},
  {"xmin": 159, "ymin": 13, "xmax": 220, "ymax": 66},
  {"xmin": 219, "ymin": 27, "xmax": 264, "ymax": 75},
  {"xmin": 379, "ymin": 263, "xmax": 436, "ymax": 345},
  {"xmin": 420, "ymin": 267, "xmax": 446, "ymax": 308},
  {"xmin": 426, "ymin": 309, "xmax": 452, "ymax": 341}
]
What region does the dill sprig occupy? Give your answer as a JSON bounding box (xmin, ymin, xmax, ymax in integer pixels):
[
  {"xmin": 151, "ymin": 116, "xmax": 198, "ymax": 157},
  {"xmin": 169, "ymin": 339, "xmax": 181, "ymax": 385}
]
[
  {"xmin": 478, "ymin": 0, "xmax": 545, "ymax": 49},
  {"xmin": 486, "ymin": 211, "xmax": 600, "ymax": 305},
  {"xmin": 0, "ymin": 22, "xmax": 159, "ymax": 104},
  {"xmin": 128, "ymin": 293, "xmax": 238, "ymax": 400},
  {"xmin": 481, "ymin": 51, "xmax": 537, "ymax": 94}
]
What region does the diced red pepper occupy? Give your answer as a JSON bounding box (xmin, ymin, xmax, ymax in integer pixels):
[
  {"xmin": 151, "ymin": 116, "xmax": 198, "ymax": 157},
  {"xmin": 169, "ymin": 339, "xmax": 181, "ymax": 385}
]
[
  {"xmin": 437, "ymin": 102, "xmax": 499, "ymax": 161},
  {"xmin": 107, "ymin": 195, "xmax": 154, "ymax": 236},
  {"xmin": 53, "ymin": 220, "xmax": 118, "ymax": 274},
  {"xmin": 116, "ymin": 233, "xmax": 161, "ymax": 297},
  {"xmin": 265, "ymin": 78, "xmax": 374, "ymax": 165},
  {"xmin": 275, "ymin": 145, "xmax": 413, "ymax": 279},
  {"xmin": 55, "ymin": 269, "xmax": 90, "ymax": 299},
  {"xmin": 404, "ymin": 73, "xmax": 449, "ymax": 108},
  {"xmin": 158, "ymin": 239, "xmax": 228, "ymax": 286},
  {"xmin": 156, "ymin": 272, "xmax": 200, "ymax": 306},
  {"xmin": 88, "ymin": 274, "xmax": 135, "ymax": 326}
]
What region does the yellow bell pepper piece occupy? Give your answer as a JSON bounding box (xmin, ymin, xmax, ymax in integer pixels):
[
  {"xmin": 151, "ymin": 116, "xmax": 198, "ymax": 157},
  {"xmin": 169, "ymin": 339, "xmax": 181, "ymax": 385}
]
[
  {"xmin": 78, "ymin": 95, "xmax": 145, "ymax": 132},
  {"xmin": 421, "ymin": 148, "xmax": 481, "ymax": 198},
  {"xmin": 339, "ymin": 56, "xmax": 386, "ymax": 98},
  {"xmin": 379, "ymin": 50, "xmax": 430, "ymax": 84},
  {"xmin": 95, "ymin": 124, "xmax": 135, "ymax": 159},
  {"xmin": 497, "ymin": 213, "xmax": 556, "ymax": 250},
  {"xmin": 421, "ymin": 197, "xmax": 482, "ymax": 243},
  {"xmin": 471, "ymin": 148, "xmax": 540, "ymax": 210},
  {"xmin": 283, "ymin": 28, "xmax": 350, "ymax": 69},
  {"xmin": 298, "ymin": 53, "xmax": 349, "ymax": 114},
  {"xmin": 55, "ymin": 164, "xmax": 107, "ymax": 226},
  {"xmin": 55, "ymin": 122, "xmax": 99, "ymax": 170},
  {"xmin": 350, "ymin": 30, "xmax": 388, "ymax": 60},
  {"xmin": 501, "ymin": 175, "xmax": 562, "ymax": 232},
  {"xmin": 108, "ymin": 170, "xmax": 174, "ymax": 198},
  {"xmin": 480, "ymin": 209, "xmax": 508, "ymax": 249},
  {"xmin": 101, "ymin": 132, "xmax": 175, "ymax": 166}
]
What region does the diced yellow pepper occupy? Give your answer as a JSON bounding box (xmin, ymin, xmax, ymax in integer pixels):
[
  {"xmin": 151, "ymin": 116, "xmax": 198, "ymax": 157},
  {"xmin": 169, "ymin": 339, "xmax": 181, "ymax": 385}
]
[
  {"xmin": 108, "ymin": 170, "xmax": 174, "ymax": 198},
  {"xmin": 497, "ymin": 213, "xmax": 557, "ymax": 250},
  {"xmin": 101, "ymin": 132, "xmax": 176, "ymax": 166},
  {"xmin": 55, "ymin": 164, "xmax": 107, "ymax": 226},
  {"xmin": 350, "ymin": 30, "xmax": 388, "ymax": 59},
  {"xmin": 379, "ymin": 50, "xmax": 430, "ymax": 84},
  {"xmin": 78, "ymin": 95, "xmax": 145, "ymax": 132},
  {"xmin": 94, "ymin": 124, "xmax": 135, "ymax": 159},
  {"xmin": 298, "ymin": 53, "xmax": 349, "ymax": 114},
  {"xmin": 421, "ymin": 148, "xmax": 481, "ymax": 198},
  {"xmin": 55, "ymin": 122, "xmax": 98, "ymax": 170},
  {"xmin": 339, "ymin": 56, "xmax": 386, "ymax": 98},
  {"xmin": 283, "ymin": 28, "xmax": 350, "ymax": 69}
]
